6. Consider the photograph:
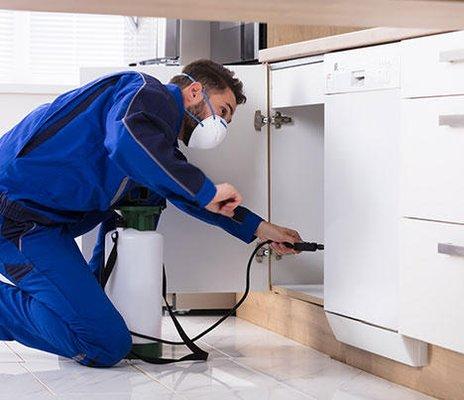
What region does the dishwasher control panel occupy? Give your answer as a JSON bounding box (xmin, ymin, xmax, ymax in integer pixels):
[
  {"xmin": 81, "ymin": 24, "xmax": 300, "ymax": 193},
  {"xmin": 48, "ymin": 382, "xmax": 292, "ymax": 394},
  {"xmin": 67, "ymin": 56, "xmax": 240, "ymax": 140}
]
[{"xmin": 324, "ymin": 42, "xmax": 400, "ymax": 94}]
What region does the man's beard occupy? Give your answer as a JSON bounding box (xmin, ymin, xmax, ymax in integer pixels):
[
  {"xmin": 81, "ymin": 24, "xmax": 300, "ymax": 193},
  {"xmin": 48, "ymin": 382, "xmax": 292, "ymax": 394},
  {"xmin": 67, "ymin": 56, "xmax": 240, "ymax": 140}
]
[{"xmin": 181, "ymin": 101, "xmax": 205, "ymax": 146}]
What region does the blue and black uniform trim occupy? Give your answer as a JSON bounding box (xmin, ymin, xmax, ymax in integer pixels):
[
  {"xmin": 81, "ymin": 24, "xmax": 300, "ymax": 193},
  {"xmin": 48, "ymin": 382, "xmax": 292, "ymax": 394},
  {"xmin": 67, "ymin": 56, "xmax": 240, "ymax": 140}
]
[{"xmin": 18, "ymin": 76, "xmax": 120, "ymax": 157}]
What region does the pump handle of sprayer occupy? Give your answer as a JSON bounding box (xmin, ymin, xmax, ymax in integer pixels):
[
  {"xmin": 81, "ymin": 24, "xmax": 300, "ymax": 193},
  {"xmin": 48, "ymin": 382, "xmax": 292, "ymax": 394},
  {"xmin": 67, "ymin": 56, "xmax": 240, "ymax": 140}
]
[{"xmin": 283, "ymin": 241, "xmax": 324, "ymax": 252}]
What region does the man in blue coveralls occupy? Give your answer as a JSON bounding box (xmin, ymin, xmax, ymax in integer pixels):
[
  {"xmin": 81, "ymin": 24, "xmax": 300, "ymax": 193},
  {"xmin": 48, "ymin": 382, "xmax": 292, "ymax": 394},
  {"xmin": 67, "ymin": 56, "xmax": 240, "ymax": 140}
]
[{"xmin": 0, "ymin": 59, "xmax": 302, "ymax": 367}]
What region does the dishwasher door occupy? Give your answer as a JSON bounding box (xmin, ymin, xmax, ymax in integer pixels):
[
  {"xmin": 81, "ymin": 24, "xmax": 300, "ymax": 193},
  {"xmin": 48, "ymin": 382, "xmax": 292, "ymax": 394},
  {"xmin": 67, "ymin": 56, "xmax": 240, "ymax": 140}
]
[{"xmin": 324, "ymin": 88, "xmax": 401, "ymax": 330}]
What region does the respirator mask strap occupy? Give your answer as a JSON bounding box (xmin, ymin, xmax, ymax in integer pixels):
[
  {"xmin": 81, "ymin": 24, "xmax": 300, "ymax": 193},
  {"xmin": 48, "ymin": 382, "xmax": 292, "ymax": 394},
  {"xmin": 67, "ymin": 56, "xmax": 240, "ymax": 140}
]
[
  {"xmin": 181, "ymin": 72, "xmax": 221, "ymax": 123},
  {"xmin": 203, "ymin": 92, "xmax": 227, "ymax": 128},
  {"xmin": 185, "ymin": 109, "xmax": 204, "ymax": 127},
  {"xmin": 201, "ymin": 89, "xmax": 219, "ymax": 121}
]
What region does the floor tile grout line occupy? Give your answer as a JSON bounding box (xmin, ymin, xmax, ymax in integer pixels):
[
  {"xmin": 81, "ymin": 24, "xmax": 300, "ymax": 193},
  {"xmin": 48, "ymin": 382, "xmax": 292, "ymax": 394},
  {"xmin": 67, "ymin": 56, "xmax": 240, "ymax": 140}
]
[
  {"xmin": 19, "ymin": 362, "xmax": 57, "ymax": 396},
  {"xmin": 4, "ymin": 341, "xmax": 26, "ymax": 362},
  {"xmin": 334, "ymin": 369, "xmax": 366, "ymax": 393},
  {"xmin": 227, "ymin": 349, "xmax": 368, "ymax": 399},
  {"xmin": 198, "ymin": 340, "xmax": 234, "ymax": 359},
  {"xmin": 201, "ymin": 336, "xmax": 326, "ymax": 364},
  {"xmin": 129, "ymin": 361, "xmax": 182, "ymax": 395},
  {"xmin": 226, "ymin": 356, "xmax": 319, "ymax": 400},
  {"xmin": 4, "ymin": 341, "xmax": 76, "ymax": 364}
]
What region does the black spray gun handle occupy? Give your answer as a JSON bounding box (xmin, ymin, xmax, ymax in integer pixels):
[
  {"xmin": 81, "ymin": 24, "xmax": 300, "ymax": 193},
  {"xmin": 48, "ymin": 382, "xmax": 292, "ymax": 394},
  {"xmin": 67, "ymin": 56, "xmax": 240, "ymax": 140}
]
[{"xmin": 283, "ymin": 242, "xmax": 324, "ymax": 252}]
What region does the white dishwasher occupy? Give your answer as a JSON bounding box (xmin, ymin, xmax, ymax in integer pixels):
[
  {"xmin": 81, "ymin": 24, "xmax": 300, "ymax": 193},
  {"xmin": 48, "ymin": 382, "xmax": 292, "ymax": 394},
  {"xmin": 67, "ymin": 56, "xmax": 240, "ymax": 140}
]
[{"xmin": 324, "ymin": 43, "xmax": 427, "ymax": 366}]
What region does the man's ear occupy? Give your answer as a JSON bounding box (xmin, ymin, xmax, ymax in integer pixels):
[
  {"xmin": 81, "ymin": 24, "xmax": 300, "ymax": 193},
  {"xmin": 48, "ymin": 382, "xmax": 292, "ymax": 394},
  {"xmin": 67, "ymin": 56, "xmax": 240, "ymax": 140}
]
[{"xmin": 184, "ymin": 82, "xmax": 203, "ymax": 106}]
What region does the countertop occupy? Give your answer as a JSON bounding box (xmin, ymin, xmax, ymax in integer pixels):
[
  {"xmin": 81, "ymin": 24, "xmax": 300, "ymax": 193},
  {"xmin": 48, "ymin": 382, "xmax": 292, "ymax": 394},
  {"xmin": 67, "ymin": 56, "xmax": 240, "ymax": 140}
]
[
  {"xmin": 259, "ymin": 27, "xmax": 448, "ymax": 63},
  {"xmin": 2, "ymin": 1, "xmax": 464, "ymax": 31}
]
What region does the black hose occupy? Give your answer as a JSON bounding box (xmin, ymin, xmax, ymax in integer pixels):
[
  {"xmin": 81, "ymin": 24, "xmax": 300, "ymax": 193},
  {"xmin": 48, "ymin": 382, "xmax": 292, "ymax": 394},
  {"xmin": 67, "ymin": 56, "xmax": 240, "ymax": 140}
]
[{"xmin": 129, "ymin": 240, "xmax": 273, "ymax": 345}]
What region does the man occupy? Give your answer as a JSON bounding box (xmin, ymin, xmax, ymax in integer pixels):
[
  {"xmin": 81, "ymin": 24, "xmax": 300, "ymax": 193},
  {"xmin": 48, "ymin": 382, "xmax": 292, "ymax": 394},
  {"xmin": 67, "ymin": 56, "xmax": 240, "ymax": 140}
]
[{"xmin": 0, "ymin": 59, "xmax": 301, "ymax": 367}]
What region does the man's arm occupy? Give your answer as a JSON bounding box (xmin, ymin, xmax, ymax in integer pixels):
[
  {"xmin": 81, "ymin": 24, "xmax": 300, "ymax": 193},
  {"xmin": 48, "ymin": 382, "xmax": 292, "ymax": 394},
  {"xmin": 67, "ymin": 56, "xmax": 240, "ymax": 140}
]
[
  {"xmin": 169, "ymin": 194, "xmax": 302, "ymax": 254},
  {"xmin": 168, "ymin": 195, "xmax": 263, "ymax": 244}
]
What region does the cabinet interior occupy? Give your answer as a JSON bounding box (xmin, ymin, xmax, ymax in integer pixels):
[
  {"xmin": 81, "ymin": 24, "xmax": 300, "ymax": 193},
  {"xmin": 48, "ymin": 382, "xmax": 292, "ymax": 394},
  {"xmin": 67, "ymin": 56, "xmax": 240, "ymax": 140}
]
[{"xmin": 269, "ymin": 103, "xmax": 324, "ymax": 303}]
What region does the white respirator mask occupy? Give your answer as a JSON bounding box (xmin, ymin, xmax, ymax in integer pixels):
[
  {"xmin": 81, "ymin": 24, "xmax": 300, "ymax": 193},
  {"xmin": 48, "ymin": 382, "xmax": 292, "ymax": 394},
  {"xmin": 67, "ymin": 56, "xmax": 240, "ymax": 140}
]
[{"xmin": 181, "ymin": 73, "xmax": 228, "ymax": 150}]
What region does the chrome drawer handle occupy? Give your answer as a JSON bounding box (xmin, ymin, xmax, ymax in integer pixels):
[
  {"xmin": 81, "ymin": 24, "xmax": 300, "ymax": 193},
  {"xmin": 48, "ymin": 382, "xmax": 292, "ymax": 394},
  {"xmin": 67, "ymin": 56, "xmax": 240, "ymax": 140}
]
[
  {"xmin": 438, "ymin": 243, "xmax": 464, "ymax": 257},
  {"xmin": 438, "ymin": 114, "xmax": 464, "ymax": 128},
  {"xmin": 439, "ymin": 49, "xmax": 464, "ymax": 63}
]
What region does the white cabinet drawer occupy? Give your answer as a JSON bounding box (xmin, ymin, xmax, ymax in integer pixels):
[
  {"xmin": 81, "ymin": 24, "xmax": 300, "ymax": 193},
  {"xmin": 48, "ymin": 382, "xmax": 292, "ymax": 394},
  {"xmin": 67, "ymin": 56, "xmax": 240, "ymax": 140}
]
[
  {"xmin": 402, "ymin": 31, "xmax": 464, "ymax": 98},
  {"xmin": 401, "ymin": 96, "xmax": 464, "ymax": 223},
  {"xmin": 399, "ymin": 218, "xmax": 464, "ymax": 354},
  {"xmin": 270, "ymin": 59, "xmax": 324, "ymax": 108}
]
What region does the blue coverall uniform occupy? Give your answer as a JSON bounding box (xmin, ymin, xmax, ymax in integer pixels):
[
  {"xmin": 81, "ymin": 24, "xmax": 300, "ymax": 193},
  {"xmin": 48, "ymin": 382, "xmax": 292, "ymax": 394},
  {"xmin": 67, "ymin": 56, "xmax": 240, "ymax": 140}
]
[{"xmin": 0, "ymin": 71, "xmax": 263, "ymax": 367}]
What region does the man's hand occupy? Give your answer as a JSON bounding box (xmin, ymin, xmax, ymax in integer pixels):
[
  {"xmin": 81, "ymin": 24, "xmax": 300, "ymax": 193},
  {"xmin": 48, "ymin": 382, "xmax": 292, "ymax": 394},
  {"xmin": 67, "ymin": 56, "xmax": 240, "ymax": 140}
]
[
  {"xmin": 205, "ymin": 183, "xmax": 242, "ymax": 217},
  {"xmin": 255, "ymin": 221, "xmax": 303, "ymax": 255}
]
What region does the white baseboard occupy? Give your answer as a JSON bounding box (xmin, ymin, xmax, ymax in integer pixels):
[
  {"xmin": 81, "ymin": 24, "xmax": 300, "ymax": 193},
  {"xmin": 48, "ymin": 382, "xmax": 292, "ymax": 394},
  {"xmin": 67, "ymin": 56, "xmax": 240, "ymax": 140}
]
[{"xmin": 326, "ymin": 311, "xmax": 428, "ymax": 367}]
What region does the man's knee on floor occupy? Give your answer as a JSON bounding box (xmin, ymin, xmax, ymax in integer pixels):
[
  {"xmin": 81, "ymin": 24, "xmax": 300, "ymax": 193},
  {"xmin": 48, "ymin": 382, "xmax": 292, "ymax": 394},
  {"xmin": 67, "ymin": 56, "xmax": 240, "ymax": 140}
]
[
  {"xmin": 77, "ymin": 317, "xmax": 132, "ymax": 367},
  {"xmin": 102, "ymin": 323, "xmax": 132, "ymax": 366}
]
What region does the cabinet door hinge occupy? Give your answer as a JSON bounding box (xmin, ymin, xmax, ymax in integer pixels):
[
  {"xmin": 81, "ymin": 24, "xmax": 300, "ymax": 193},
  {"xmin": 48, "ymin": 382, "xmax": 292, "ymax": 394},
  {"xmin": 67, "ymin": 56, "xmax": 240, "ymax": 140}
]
[
  {"xmin": 255, "ymin": 245, "xmax": 282, "ymax": 263},
  {"xmin": 254, "ymin": 110, "xmax": 292, "ymax": 131},
  {"xmin": 255, "ymin": 245, "xmax": 270, "ymax": 263}
]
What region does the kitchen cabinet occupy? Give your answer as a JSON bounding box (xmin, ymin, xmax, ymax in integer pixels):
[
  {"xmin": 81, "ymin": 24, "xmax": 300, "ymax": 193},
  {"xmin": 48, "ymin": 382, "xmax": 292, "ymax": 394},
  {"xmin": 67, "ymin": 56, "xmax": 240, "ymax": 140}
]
[
  {"xmin": 401, "ymin": 31, "xmax": 464, "ymax": 98},
  {"xmin": 401, "ymin": 95, "xmax": 464, "ymax": 224},
  {"xmin": 269, "ymin": 104, "xmax": 324, "ymax": 287},
  {"xmin": 80, "ymin": 29, "xmax": 464, "ymax": 363},
  {"xmin": 262, "ymin": 30, "xmax": 464, "ymax": 367},
  {"xmin": 159, "ymin": 65, "xmax": 269, "ymax": 294},
  {"xmin": 270, "ymin": 57, "xmax": 325, "ymax": 108},
  {"xmin": 81, "ymin": 65, "xmax": 269, "ymax": 294},
  {"xmin": 265, "ymin": 57, "xmax": 325, "ymax": 303},
  {"xmin": 398, "ymin": 31, "xmax": 464, "ymax": 356},
  {"xmin": 267, "ymin": 45, "xmax": 426, "ymax": 367},
  {"xmin": 399, "ymin": 218, "xmax": 464, "ymax": 354},
  {"xmin": 82, "ymin": 61, "xmax": 325, "ymax": 296},
  {"xmin": 322, "ymin": 31, "xmax": 464, "ymax": 362}
]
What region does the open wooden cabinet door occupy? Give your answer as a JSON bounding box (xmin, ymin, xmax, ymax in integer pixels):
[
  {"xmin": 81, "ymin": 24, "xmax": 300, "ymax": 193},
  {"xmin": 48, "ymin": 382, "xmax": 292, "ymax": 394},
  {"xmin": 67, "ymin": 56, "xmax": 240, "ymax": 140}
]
[{"xmin": 80, "ymin": 65, "xmax": 269, "ymax": 293}]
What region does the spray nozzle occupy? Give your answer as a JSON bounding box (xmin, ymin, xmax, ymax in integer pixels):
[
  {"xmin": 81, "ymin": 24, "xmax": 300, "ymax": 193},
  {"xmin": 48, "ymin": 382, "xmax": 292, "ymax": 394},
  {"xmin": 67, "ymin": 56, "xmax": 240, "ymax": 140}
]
[{"xmin": 283, "ymin": 242, "xmax": 324, "ymax": 252}]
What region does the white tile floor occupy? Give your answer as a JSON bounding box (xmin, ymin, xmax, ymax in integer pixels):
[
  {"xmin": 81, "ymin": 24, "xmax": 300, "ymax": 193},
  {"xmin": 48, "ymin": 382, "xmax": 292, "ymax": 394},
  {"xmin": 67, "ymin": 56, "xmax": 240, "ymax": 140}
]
[{"xmin": 0, "ymin": 316, "xmax": 437, "ymax": 400}]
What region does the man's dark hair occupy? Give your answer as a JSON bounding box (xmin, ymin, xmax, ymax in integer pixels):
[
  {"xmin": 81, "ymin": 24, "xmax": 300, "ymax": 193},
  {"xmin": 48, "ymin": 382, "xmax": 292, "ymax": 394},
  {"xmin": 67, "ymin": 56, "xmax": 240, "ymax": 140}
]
[{"xmin": 170, "ymin": 59, "xmax": 246, "ymax": 104}]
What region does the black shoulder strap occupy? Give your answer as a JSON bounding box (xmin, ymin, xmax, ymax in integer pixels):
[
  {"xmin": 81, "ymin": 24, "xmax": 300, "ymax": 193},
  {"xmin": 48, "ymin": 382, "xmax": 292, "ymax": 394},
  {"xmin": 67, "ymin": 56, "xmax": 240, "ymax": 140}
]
[
  {"xmin": 129, "ymin": 267, "xmax": 208, "ymax": 364},
  {"xmin": 100, "ymin": 230, "xmax": 208, "ymax": 364},
  {"xmin": 100, "ymin": 231, "xmax": 119, "ymax": 288}
]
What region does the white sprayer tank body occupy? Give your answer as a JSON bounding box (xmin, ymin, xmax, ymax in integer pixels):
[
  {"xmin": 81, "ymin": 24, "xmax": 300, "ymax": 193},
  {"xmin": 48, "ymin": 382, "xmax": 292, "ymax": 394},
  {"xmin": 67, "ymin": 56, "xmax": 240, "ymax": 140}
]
[{"xmin": 104, "ymin": 228, "xmax": 163, "ymax": 344}]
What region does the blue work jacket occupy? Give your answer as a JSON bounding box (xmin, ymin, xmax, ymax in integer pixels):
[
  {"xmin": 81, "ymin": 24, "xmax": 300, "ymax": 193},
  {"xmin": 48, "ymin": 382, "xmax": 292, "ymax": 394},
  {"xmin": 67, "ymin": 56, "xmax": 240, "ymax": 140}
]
[{"xmin": 0, "ymin": 71, "xmax": 263, "ymax": 255}]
